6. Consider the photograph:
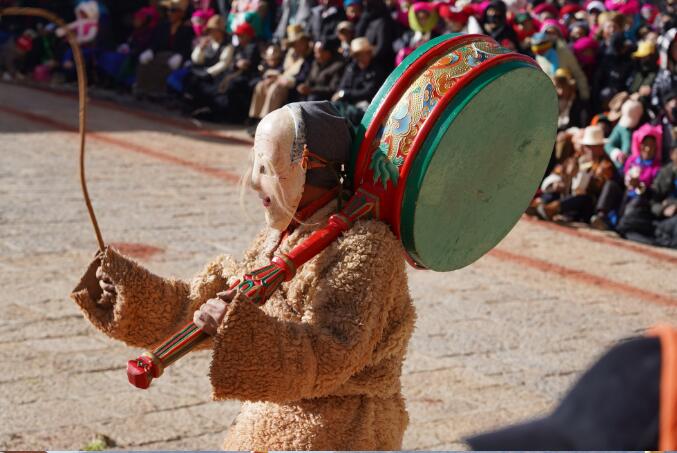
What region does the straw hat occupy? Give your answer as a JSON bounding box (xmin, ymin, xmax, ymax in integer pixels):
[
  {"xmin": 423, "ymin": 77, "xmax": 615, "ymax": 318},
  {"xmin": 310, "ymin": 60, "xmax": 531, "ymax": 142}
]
[
  {"xmin": 631, "ymin": 40, "xmax": 656, "ymax": 58},
  {"xmin": 350, "ymin": 37, "xmax": 374, "ymax": 56},
  {"xmin": 287, "ymin": 24, "xmax": 311, "ymax": 43},
  {"xmin": 580, "ymin": 125, "xmax": 606, "ymax": 146},
  {"xmin": 607, "ymin": 90, "xmax": 629, "ymax": 121},
  {"xmin": 205, "ymin": 15, "xmax": 225, "ymax": 32},
  {"xmin": 337, "ymin": 20, "xmax": 354, "ymax": 33},
  {"xmin": 554, "ymin": 68, "xmax": 576, "ymax": 85}
]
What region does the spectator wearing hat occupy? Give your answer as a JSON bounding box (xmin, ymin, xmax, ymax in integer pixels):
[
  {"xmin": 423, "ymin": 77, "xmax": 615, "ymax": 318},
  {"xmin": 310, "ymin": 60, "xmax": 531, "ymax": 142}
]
[
  {"xmin": 336, "ymin": 20, "xmax": 355, "ymax": 58},
  {"xmin": 537, "ymin": 125, "xmax": 618, "ymax": 223},
  {"xmin": 608, "ymin": 124, "xmax": 664, "ymax": 235},
  {"xmin": 511, "ymin": 11, "xmax": 539, "ymax": 50},
  {"xmin": 248, "ymin": 24, "xmax": 313, "ymax": 123},
  {"xmin": 531, "ymin": 2, "xmax": 559, "ymax": 22},
  {"xmin": 354, "ymin": 0, "xmax": 398, "ymax": 70},
  {"xmin": 482, "ymin": 1, "xmax": 521, "ymax": 52},
  {"xmin": 274, "ymin": 0, "xmax": 316, "ymax": 42},
  {"xmin": 182, "ymin": 15, "xmax": 234, "ymax": 111},
  {"xmin": 605, "ymin": 98, "xmax": 644, "ymax": 168},
  {"xmin": 332, "ymin": 37, "xmax": 387, "ymax": 124},
  {"xmin": 532, "ymin": 31, "xmax": 590, "ymax": 101},
  {"xmin": 135, "ymin": 0, "xmax": 194, "ymax": 98},
  {"xmin": 393, "ymin": 2, "xmax": 440, "ymax": 65},
  {"xmin": 572, "ymin": 36, "xmax": 599, "ymax": 82},
  {"xmin": 568, "ymin": 20, "xmax": 589, "ymax": 42},
  {"xmin": 628, "ymin": 40, "xmax": 658, "ymax": 104},
  {"xmin": 200, "ymin": 20, "xmax": 260, "ymax": 122},
  {"xmin": 554, "ymin": 68, "xmax": 588, "ymax": 131},
  {"xmin": 309, "ymin": 0, "xmax": 346, "ymax": 42},
  {"xmin": 297, "ymin": 38, "xmax": 346, "ymax": 101}
]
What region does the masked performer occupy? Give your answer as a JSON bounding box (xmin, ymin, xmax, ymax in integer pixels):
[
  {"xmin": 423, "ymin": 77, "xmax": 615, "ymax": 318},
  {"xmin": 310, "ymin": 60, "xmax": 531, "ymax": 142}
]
[{"xmin": 70, "ymin": 101, "xmax": 416, "ymax": 450}]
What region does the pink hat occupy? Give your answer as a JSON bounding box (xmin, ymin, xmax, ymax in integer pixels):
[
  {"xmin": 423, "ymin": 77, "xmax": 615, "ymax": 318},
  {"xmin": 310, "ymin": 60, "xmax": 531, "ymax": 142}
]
[
  {"xmin": 532, "ymin": 2, "xmax": 559, "ymax": 17},
  {"xmin": 540, "ymin": 18, "xmax": 567, "ymax": 39},
  {"xmin": 604, "ymin": 0, "xmax": 639, "ymax": 15}
]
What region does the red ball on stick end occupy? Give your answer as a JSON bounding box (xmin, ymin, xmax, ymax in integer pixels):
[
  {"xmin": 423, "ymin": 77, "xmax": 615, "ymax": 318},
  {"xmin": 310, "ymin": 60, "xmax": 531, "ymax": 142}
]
[{"xmin": 127, "ymin": 356, "xmax": 155, "ymax": 389}]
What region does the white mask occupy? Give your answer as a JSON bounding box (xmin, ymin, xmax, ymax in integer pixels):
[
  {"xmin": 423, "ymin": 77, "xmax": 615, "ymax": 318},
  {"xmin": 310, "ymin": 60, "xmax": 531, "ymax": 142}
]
[{"xmin": 250, "ymin": 109, "xmax": 306, "ymax": 231}]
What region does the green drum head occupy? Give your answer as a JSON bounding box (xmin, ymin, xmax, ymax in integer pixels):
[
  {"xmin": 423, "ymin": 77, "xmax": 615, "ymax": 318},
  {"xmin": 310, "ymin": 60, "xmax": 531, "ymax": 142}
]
[{"xmin": 400, "ymin": 63, "xmax": 557, "ymax": 271}]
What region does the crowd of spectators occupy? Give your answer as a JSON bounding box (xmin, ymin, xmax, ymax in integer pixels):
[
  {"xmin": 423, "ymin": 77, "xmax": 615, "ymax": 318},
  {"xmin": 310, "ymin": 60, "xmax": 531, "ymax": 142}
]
[{"xmin": 0, "ymin": 0, "xmax": 675, "ymax": 248}]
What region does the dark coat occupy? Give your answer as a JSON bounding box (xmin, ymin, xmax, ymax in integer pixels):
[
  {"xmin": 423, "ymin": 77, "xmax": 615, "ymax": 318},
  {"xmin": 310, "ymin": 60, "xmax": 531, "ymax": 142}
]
[
  {"xmin": 338, "ymin": 60, "xmax": 387, "ymax": 104},
  {"xmin": 309, "ymin": 5, "xmax": 345, "ymax": 41},
  {"xmin": 150, "ymin": 20, "xmax": 194, "ymax": 59},
  {"xmin": 305, "ymin": 57, "xmax": 346, "ymax": 101},
  {"xmin": 650, "ymin": 162, "xmax": 677, "ymax": 218},
  {"xmin": 355, "ymin": 0, "xmax": 398, "ymax": 70}
]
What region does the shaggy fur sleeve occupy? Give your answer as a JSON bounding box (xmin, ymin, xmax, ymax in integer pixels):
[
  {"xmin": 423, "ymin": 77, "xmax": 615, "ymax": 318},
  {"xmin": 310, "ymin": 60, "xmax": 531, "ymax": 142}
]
[
  {"xmin": 209, "ymin": 221, "xmax": 405, "ymax": 403},
  {"xmin": 71, "ymin": 247, "xmax": 239, "ymax": 349}
]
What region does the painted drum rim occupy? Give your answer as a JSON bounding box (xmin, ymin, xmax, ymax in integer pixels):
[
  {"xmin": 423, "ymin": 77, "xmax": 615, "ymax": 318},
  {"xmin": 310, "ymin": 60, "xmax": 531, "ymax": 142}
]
[
  {"xmin": 390, "ymin": 52, "xmax": 539, "ymax": 242},
  {"xmin": 399, "ymin": 59, "xmax": 557, "ymax": 270},
  {"xmin": 351, "ymin": 33, "xmax": 494, "ymax": 189}
]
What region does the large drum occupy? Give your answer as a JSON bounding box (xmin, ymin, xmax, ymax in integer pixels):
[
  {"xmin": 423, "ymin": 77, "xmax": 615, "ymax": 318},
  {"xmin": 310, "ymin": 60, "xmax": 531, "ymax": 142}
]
[{"xmin": 351, "ymin": 33, "xmax": 557, "ymax": 271}]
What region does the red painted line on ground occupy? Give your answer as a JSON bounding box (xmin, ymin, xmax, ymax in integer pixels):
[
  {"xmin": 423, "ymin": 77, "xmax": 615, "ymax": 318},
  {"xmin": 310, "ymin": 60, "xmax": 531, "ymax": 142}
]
[
  {"xmin": 1, "ymin": 81, "xmax": 255, "ymax": 147},
  {"xmin": 522, "ymin": 215, "xmax": 677, "ymax": 266},
  {"xmin": 490, "ymin": 248, "xmax": 677, "ymax": 308},
  {"xmin": 0, "ymin": 105, "xmax": 241, "ymax": 184}
]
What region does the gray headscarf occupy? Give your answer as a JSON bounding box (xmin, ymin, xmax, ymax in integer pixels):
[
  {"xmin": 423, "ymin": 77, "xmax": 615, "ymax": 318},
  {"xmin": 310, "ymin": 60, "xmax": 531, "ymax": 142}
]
[{"xmin": 285, "ymin": 101, "xmax": 352, "ymax": 188}]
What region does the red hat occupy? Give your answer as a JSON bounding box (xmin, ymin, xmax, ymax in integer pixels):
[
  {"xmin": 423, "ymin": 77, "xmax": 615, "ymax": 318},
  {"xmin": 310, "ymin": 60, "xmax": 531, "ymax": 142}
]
[
  {"xmin": 559, "ymin": 3, "xmax": 582, "ymax": 17},
  {"xmin": 234, "ymin": 21, "xmax": 255, "ymax": 38},
  {"xmin": 439, "ymin": 4, "xmax": 470, "ymax": 23},
  {"xmin": 532, "ymin": 2, "xmax": 559, "ymax": 17}
]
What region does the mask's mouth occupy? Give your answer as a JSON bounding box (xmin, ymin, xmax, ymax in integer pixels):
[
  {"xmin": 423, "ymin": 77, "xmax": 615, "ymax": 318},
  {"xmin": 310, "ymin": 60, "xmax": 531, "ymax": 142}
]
[{"xmin": 260, "ymin": 194, "xmax": 272, "ymax": 207}]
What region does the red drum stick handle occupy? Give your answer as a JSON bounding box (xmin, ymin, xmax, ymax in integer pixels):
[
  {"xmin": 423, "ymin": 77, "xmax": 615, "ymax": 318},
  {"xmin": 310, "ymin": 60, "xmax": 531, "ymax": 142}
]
[{"xmin": 127, "ymin": 190, "xmax": 380, "ymax": 389}]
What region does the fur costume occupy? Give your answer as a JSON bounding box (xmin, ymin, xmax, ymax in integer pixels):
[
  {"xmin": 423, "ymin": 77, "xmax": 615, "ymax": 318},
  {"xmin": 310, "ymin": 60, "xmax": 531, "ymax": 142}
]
[{"xmin": 71, "ymin": 201, "xmax": 416, "ymax": 450}]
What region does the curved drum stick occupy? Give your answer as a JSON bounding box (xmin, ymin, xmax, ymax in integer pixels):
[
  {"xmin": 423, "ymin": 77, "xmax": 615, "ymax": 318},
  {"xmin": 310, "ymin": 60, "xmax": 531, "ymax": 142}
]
[{"xmin": 0, "ymin": 7, "xmax": 105, "ymax": 252}]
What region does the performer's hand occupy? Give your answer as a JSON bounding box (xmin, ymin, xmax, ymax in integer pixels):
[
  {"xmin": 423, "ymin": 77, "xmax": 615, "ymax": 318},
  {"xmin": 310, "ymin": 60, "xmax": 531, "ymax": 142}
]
[
  {"xmin": 193, "ymin": 290, "xmax": 235, "ymax": 336},
  {"xmin": 95, "ymin": 265, "xmax": 117, "ymax": 306}
]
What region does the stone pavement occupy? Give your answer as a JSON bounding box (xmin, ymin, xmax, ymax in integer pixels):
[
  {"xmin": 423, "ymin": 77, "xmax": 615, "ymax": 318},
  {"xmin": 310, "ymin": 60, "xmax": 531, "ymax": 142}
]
[{"xmin": 1, "ymin": 83, "xmax": 676, "ymax": 450}]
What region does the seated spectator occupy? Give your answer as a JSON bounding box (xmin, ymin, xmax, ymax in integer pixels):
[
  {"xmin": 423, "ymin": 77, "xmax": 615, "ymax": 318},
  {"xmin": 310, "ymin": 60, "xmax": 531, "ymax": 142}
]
[
  {"xmin": 135, "ymin": 0, "xmax": 194, "ymax": 99},
  {"xmin": 336, "ymin": 20, "xmax": 354, "ymax": 58},
  {"xmin": 297, "ymin": 38, "xmax": 345, "ymax": 102},
  {"xmin": 605, "ymin": 98, "xmax": 644, "ymax": 169},
  {"xmin": 0, "ymin": 28, "xmax": 35, "ymax": 81},
  {"xmin": 310, "ymin": 0, "xmax": 346, "ymax": 42},
  {"xmin": 248, "ymin": 24, "xmax": 313, "ymax": 125},
  {"xmin": 604, "ymin": 124, "xmax": 663, "ymax": 233},
  {"xmin": 182, "ymin": 15, "xmax": 234, "ymax": 111},
  {"xmin": 652, "ymin": 145, "xmax": 677, "ymax": 248},
  {"xmin": 535, "ymin": 125, "xmax": 618, "ymax": 223},
  {"xmin": 56, "ymin": 1, "xmax": 102, "ymax": 80},
  {"xmin": 332, "ymin": 37, "xmax": 387, "ymax": 126},
  {"xmin": 554, "ymin": 68, "xmax": 588, "ymax": 131},
  {"xmin": 393, "ymin": 1, "xmax": 440, "ymax": 65},
  {"xmin": 97, "ymin": 6, "xmax": 160, "ymax": 89},
  {"xmin": 192, "ymin": 21, "xmax": 260, "ymax": 122},
  {"xmin": 531, "ymin": 31, "xmax": 590, "ymax": 102}
]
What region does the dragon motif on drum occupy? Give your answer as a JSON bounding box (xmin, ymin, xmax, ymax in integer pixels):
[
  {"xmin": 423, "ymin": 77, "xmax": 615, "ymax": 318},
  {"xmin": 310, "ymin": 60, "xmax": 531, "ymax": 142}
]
[{"xmin": 370, "ymin": 39, "xmax": 510, "ymax": 188}]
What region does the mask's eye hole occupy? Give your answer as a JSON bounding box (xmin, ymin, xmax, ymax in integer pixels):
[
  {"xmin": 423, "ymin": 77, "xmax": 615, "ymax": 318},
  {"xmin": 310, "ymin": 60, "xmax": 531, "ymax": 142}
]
[{"xmin": 259, "ymin": 165, "xmax": 266, "ymax": 175}]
